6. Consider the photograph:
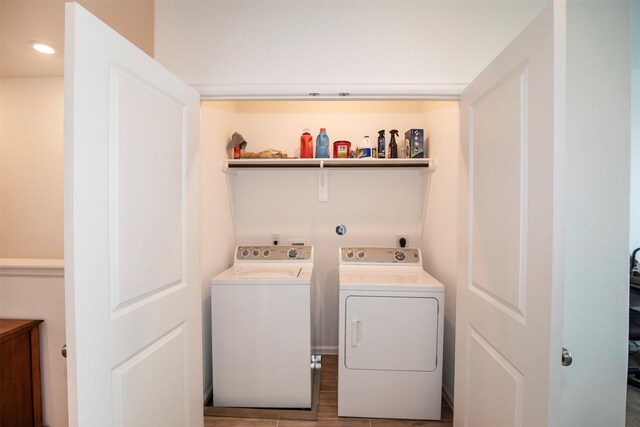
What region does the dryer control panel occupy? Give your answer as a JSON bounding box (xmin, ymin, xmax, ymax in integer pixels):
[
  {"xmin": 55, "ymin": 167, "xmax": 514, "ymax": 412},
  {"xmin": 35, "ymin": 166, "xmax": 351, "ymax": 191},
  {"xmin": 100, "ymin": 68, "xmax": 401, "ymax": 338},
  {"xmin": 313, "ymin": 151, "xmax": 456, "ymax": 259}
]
[
  {"xmin": 236, "ymin": 245, "xmax": 313, "ymax": 261},
  {"xmin": 340, "ymin": 247, "xmax": 421, "ymax": 264}
]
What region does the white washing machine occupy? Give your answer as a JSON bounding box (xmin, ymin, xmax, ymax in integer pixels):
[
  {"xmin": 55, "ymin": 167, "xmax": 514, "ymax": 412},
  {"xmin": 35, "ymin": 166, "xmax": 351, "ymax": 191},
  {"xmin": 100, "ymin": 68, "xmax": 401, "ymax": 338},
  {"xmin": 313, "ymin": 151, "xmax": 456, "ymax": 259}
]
[
  {"xmin": 211, "ymin": 245, "xmax": 313, "ymax": 408},
  {"xmin": 338, "ymin": 247, "xmax": 444, "ymax": 420}
]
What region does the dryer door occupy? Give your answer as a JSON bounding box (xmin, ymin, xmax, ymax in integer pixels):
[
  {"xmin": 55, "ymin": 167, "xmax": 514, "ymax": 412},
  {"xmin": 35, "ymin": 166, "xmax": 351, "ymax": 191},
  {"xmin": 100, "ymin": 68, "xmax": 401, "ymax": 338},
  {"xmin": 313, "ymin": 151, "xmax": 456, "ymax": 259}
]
[{"xmin": 344, "ymin": 296, "xmax": 438, "ymax": 372}]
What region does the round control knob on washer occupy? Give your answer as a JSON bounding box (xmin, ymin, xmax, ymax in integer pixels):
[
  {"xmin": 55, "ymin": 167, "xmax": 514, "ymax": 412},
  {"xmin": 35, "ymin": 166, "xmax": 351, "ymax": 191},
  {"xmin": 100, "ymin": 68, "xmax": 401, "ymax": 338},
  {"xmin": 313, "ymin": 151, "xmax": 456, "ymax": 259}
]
[
  {"xmin": 287, "ymin": 248, "xmax": 299, "ymax": 259},
  {"xmin": 394, "ymin": 251, "xmax": 407, "ymax": 262},
  {"xmin": 357, "ymin": 251, "xmax": 366, "ymax": 259},
  {"xmin": 252, "ymin": 249, "xmax": 260, "ymax": 257},
  {"xmin": 240, "ymin": 248, "xmax": 250, "ymax": 257},
  {"xmin": 346, "ymin": 250, "xmax": 355, "ymax": 259},
  {"xmin": 262, "ymin": 249, "xmax": 271, "ymax": 257}
]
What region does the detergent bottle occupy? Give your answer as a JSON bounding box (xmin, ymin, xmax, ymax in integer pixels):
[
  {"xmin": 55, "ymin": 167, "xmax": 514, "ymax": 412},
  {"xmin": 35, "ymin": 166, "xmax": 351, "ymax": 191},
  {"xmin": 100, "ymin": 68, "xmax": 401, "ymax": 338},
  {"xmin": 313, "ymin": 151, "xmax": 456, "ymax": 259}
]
[
  {"xmin": 315, "ymin": 128, "xmax": 330, "ymax": 158},
  {"xmin": 357, "ymin": 136, "xmax": 373, "ymax": 158},
  {"xmin": 300, "ymin": 129, "xmax": 313, "ymax": 158}
]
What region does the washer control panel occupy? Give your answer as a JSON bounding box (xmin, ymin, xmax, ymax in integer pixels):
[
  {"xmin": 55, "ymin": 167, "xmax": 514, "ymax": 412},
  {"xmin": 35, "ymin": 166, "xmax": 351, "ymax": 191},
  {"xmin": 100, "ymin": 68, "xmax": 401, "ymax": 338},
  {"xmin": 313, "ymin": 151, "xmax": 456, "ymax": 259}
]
[
  {"xmin": 341, "ymin": 247, "xmax": 421, "ymax": 264},
  {"xmin": 236, "ymin": 245, "xmax": 312, "ymax": 261}
]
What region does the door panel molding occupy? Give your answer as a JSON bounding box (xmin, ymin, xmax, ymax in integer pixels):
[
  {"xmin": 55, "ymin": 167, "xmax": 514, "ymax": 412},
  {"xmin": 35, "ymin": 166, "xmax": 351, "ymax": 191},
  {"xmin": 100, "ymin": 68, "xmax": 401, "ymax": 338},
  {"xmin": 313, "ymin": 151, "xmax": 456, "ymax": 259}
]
[
  {"xmin": 465, "ymin": 325, "xmax": 524, "ymax": 427},
  {"xmin": 111, "ymin": 324, "xmax": 188, "ymax": 426},
  {"xmin": 468, "ymin": 64, "xmax": 529, "ymax": 323}
]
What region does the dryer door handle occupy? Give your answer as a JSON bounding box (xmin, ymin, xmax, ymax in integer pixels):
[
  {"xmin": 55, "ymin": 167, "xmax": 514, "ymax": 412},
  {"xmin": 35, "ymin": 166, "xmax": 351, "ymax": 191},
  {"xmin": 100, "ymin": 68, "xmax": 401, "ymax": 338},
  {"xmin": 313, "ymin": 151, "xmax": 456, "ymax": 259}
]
[{"xmin": 351, "ymin": 320, "xmax": 362, "ymax": 347}]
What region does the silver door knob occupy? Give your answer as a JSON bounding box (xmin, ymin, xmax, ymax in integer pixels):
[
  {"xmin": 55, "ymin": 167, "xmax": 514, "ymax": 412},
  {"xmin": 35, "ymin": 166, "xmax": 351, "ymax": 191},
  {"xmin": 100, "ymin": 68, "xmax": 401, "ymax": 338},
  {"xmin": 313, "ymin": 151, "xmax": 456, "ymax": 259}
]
[
  {"xmin": 562, "ymin": 347, "xmax": 572, "ymax": 366},
  {"xmin": 61, "ymin": 344, "xmax": 67, "ymax": 358}
]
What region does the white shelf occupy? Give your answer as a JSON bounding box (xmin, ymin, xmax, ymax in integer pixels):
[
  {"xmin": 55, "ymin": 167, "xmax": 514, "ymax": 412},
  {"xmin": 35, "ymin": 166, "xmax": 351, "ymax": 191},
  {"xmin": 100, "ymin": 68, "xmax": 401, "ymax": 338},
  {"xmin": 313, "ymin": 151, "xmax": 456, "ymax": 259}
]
[
  {"xmin": 221, "ymin": 158, "xmax": 434, "ymax": 202},
  {"xmin": 223, "ymin": 158, "xmax": 434, "ymax": 171}
]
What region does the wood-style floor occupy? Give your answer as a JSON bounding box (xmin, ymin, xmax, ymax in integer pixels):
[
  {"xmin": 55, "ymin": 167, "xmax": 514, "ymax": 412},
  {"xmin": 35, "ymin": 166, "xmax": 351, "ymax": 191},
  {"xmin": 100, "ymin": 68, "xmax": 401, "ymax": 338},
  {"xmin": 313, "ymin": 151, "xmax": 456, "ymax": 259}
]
[{"xmin": 204, "ymin": 355, "xmax": 454, "ymax": 427}]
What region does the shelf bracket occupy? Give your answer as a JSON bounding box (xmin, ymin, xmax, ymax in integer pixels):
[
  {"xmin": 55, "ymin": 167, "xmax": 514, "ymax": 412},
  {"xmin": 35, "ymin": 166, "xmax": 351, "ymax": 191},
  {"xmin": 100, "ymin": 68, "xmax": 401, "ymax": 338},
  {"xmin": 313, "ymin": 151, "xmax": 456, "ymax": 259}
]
[
  {"xmin": 420, "ymin": 158, "xmax": 437, "ymax": 175},
  {"xmin": 318, "ymin": 161, "xmax": 328, "ymax": 202},
  {"xmin": 220, "ymin": 159, "xmax": 238, "ymax": 175}
]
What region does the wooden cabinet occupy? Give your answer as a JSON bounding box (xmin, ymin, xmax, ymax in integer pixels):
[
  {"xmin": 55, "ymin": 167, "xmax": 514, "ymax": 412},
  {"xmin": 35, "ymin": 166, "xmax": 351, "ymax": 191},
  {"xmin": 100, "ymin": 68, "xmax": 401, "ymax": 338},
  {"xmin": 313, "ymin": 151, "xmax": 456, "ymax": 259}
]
[{"xmin": 0, "ymin": 319, "xmax": 44, "ymax": 427}]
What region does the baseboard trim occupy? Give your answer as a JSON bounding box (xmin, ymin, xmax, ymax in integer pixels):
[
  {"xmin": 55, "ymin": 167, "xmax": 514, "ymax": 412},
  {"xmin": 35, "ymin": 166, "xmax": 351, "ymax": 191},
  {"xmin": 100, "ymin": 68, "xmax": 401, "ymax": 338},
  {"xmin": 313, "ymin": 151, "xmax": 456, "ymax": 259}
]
[{"xmin": 0, "ymin": 258, "xmax": 64, "ymax": 277}]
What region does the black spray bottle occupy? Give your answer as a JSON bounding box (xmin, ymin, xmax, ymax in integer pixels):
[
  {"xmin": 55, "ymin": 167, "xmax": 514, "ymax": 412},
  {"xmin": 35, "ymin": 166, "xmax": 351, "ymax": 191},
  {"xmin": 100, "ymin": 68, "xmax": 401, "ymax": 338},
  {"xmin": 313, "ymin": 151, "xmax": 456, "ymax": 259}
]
[
  {"xmin": 389, "ymin": 129, "xmax": 399, "ymax": 158},
  {"xmin": 377, "ymin": 130, "xmax": 386, "ymax": 158}
]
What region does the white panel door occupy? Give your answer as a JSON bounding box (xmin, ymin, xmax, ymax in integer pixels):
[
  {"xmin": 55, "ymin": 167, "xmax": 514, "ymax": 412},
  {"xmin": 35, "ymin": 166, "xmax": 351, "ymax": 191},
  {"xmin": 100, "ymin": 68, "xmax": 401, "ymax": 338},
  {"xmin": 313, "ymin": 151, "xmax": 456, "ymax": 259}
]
[
  {"xmin": 454, "ymin": 6, "xmax": 560, "ymax": 427},
  {"xmin": 345, "ymin": 296, "xmax": 438, "ymax": 372},
  {"xmin": 64, "ymin": 3, "xmax": 202, "ymax": 426}
]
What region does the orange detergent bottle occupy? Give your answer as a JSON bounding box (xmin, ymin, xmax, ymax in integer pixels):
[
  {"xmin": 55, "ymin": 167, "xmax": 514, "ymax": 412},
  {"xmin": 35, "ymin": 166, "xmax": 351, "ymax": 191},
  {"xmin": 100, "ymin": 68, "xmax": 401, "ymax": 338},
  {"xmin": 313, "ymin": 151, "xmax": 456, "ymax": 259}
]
[{"xmin": 300, "ymin": 129, "xmax": 313, "ymax": 158}]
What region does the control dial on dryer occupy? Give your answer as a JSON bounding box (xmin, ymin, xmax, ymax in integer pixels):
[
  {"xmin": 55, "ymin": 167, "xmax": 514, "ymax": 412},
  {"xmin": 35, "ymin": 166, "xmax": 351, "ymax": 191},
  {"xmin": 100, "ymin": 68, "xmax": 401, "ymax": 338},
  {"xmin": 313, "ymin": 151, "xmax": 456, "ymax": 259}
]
[
  {"xmin": 357, "ymin": 251, "xmax": 367, "ymax": 259},
  {"xmin": 287, "ymin": 248, "xmax": 299, "ymax": 259},
  {"xmin": 394, "ymin": 250, "xmax": 407, "ymax": 262},
  {"xmin": 240, "ymin": 248, "xmax": 250, "ymax": 258},
  {"xmin": 345, "ymin": 250, "xmax": 355, "ymax": 259}
]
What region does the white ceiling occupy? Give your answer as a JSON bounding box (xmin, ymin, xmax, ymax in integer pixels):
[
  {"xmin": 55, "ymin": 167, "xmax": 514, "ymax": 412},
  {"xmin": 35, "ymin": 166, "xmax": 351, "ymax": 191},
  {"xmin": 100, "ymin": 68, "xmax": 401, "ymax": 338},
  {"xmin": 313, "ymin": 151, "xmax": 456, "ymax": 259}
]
[{"xmin": 1, "ymin": 0, "xmax": 154, "ymax": 78}]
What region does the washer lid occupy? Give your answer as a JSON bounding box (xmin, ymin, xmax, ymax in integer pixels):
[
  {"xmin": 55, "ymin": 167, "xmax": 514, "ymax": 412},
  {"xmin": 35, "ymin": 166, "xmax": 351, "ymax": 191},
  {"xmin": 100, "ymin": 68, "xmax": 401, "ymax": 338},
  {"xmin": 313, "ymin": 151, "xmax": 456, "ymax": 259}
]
[
  {"xmin": 211, "ymin": 263, "xmax": 312, "ymax": 285},
  {"xmin": 339, "ymin": 266, "xmax": 444, "ymax": 292}
]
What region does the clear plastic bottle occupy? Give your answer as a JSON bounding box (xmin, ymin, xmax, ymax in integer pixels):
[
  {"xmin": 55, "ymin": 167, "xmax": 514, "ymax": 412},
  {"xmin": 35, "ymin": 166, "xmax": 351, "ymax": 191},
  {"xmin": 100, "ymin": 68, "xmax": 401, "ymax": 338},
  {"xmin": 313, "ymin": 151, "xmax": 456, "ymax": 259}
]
[{"xmin": 315, "ymin": 128, "xmax": 330, "ymax": 158}]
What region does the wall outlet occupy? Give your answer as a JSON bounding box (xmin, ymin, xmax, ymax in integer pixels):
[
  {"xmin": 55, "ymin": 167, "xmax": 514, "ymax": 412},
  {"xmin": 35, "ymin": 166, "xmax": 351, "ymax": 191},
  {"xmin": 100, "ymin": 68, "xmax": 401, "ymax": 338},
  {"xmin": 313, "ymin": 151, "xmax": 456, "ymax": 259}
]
[
  {"xmin": 272, "ymin": 233, "xmax": 280, "ymax": 245},
  {"xmin": 396, "ymin": 235, "xmax": 408, "ymax": 248}
]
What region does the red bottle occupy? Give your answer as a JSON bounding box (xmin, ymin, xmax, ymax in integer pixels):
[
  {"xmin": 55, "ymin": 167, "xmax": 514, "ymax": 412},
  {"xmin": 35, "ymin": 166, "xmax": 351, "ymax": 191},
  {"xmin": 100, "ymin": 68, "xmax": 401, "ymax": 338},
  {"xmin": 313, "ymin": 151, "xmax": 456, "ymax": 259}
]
[{"xmin": 300, "ymin": 129, "xmax": 313, "ymax": 158}]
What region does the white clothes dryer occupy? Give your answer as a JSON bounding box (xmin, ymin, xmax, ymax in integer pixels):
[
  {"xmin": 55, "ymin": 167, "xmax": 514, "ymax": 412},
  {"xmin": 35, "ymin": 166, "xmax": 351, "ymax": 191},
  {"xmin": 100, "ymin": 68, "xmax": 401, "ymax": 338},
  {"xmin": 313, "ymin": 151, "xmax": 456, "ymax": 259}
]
[
  {"xmin": 211, "ymin": 245, "xmax": 314, "ymax": 408},
  {"xmin": 338, "ymin": 247, "xmax": 444, "ymax": 420}
]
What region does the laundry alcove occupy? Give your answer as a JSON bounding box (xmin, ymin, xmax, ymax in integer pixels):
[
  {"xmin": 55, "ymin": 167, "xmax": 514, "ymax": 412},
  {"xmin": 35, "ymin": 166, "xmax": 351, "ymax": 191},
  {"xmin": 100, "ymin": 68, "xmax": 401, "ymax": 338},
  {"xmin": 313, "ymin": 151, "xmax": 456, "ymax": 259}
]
[{"xmin": 199, "ymin": 98, "xmax": 460, "ymax": 403}]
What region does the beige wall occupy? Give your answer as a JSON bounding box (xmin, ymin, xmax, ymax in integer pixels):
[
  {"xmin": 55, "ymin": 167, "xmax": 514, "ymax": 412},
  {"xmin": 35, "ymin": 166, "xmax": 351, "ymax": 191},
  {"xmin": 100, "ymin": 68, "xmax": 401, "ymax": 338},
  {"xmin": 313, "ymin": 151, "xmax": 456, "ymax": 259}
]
[
  {"xmin": 155, "ymin": 0, "xmax": 548, "ymax": 94},
  {"xmin": 0, "ymin": 273, "xmax": 67, "ymax": 427},
  {"xmin": 0, "ymin": 77, "xmax": 64, "ymax": 259},
  {"xmin": 560, "ymin": 2, "xmax": 631, "ymax": 424},
  {"xmin": 200, "ymin": 102, "xmax": 238, "ymax": 398},
  {"xmin": 631, "ymin": 1, "xmax": 639, "ymax": 252},
  {"xmin": 420, "ymin": 101, "xmax": 460, "ymax": 403},
  {"xmin": 80, "ymin": 0, "xmax": 154, "ymax": 58},
  {"xmin": 1, "ymin": 0, "xmax": 154, "ymax": 78},
  {"xmin": 632, "ymin": 68, "xmax": 639, "ymax": 252}
]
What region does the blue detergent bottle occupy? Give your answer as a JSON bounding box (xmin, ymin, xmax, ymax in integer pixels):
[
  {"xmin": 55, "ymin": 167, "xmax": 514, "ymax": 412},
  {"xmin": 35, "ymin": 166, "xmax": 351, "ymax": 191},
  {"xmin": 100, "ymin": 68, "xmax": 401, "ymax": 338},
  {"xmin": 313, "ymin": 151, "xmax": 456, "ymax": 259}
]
[{"xmin": 316, "ymin": 128, "xmax": 330, "ymax": 158}]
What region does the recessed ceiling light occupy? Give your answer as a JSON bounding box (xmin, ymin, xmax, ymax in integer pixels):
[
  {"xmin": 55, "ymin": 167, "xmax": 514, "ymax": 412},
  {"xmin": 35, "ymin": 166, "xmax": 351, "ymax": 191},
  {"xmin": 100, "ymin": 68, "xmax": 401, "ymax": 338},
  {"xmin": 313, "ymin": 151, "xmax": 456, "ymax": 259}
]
[{"xmin": 31, "ymin": 42, "xmax": 55, "ymax": 55}]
